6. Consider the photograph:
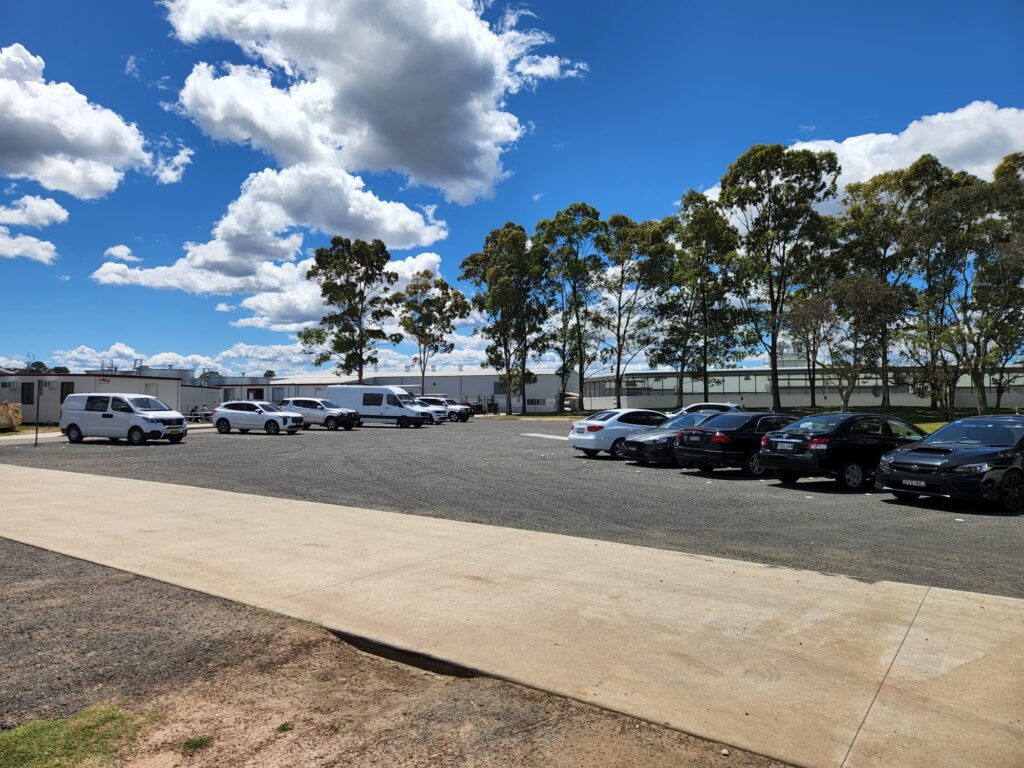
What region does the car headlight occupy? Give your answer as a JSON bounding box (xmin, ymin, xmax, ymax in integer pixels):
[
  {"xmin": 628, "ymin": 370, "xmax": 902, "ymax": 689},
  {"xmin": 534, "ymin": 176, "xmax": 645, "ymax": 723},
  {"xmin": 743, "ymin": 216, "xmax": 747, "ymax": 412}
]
[
  {"xmin": 657, "ymin": 436, "xmax": 673, "ymax": 444},
  {"xmin": 878, "ymin": 454, "xmax": 893, "ymax": 468},
  {"xmin": 143, "ymin": 416, "xmax": 160, "ymax": 423},
  {"xmin": 954, "ymin": 462, "xmax": 991, "ymax": 473}
]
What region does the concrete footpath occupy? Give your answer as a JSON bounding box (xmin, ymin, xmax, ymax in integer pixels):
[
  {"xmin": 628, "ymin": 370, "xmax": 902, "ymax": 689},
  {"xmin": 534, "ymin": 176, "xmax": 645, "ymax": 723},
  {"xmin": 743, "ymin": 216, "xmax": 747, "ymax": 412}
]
[{"xmin": 0, "ymin": 465, "xmax": 1020, "ymax": 768}]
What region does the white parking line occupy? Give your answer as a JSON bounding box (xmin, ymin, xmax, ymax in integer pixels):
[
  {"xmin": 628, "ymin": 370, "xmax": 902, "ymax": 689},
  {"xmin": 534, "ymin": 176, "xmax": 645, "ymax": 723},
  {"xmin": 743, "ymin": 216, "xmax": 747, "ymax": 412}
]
[{"xmin": 521, "ymin": 432, "xmax": 570, "ymax": 441}]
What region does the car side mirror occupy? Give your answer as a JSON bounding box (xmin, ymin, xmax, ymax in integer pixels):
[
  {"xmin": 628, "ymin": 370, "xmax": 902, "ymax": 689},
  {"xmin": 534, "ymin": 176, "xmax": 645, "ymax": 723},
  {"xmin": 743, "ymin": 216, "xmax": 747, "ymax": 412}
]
[{"xmin": 254, "ymin": 408, "xmax": 263, "ymax": 413}]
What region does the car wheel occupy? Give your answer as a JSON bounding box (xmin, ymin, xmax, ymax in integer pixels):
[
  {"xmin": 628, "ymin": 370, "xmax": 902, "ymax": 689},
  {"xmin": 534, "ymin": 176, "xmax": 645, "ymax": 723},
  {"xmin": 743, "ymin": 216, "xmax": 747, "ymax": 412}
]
[
  {"xmin": 325, "ymin": 416, "xmax": 338, "ymax": 431},
  {"xmin": 449, "ymin": 412, "xmax": 459, "ymax": 422},
  {"xmin": 168, "ymin": 435, "xmax": 184, "ymax": 444},
  {"xmin": 997, "ymin": 469, "xmax": 1024, "ymax": 514},
  {"xmin": 741, "ymin": 452, "xmax": 767, "ymax": 477},
  {"xmin": 582, "ymin": 449, "xmax": 600, "ymax": 457},
  {"xmin": 66, "ymin": 424, "xmax": 83, "ymax": 443},
  {"xmin": 398, "ymin": 416, "xmax": 410, "ymax": 428},
  {"xmin": 458, "ymin": 412, "xmax": 469, "ymax": 423},
  {"xmin": 775, "ymin": 470, "xmax": 801, "ymax": 485},
  {"xmin": 127, "ymin": 426, "xmax": 146, "ymax": 446},
  {"xmin": 265, "ymin": 420, "xmax": 280, "ymax": 435},
  {"xmin": 342, "ymin": 419, "xmax": 354, "ymax": 431},
  {"xmin": 216, "ymin": 419, "xmax": 231, "ymax": 434},
  {"xmin": 892, "ymin": 491, "xmax": 919, "ymax": 502},
  {"xmin": 609, "ymin": 439, "xmax": 626, "ymax": 459},
  {"xmin": 837, "ymin": 461, "xmax": 867, "ymax": 492}
]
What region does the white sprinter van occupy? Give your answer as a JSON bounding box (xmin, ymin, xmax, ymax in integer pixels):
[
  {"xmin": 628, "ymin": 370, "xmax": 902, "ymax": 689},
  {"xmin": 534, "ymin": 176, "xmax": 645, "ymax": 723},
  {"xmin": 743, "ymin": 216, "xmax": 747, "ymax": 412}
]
[
  {"xmin": 324, "ymin": 385, "xmax": 425, "ymax": 428},
  {"xmin": 60, "ymin": 393, "xmax": 188, "ymax": 445}
]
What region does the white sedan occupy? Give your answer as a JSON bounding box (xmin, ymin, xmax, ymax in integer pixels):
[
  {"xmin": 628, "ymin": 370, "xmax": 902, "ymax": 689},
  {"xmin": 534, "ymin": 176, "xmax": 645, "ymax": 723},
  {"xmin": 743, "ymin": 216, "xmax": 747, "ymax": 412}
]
[
  {"xmin": 569, "ymin": 409, "xmax": 670, "ymax": 458},
  {"xmin": 213, "ymin": 401, "xmax": 304, "ymax": 435}
]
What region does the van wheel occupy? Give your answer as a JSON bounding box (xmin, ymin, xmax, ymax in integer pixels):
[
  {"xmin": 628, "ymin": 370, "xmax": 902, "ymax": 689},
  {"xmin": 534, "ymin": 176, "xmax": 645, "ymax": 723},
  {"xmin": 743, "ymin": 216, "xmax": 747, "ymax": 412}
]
[
  {"xmin": 127, "ymin": 427, "xmax": 146, "ymax": 446},
  {"xmin": 398, "ymin": 416, "xmax": 410, "ymax": 428},
  {"xmin": 168, "ymin": 435, "xmax": 184, "ymax": 444},
  {"xmin": 265, "ymin": 420, "xmax": 280, "ymax": 435},
  {"xmin": 66, "ymin": 424, "xmax": 83, "ymax": 443},
  {"xmin": 325, "ymin": 416, "xmax": 338, "ymax": 431},
  {"xmin": 216, "ymin": 419, "xmax": 231, "ymax": 434}
]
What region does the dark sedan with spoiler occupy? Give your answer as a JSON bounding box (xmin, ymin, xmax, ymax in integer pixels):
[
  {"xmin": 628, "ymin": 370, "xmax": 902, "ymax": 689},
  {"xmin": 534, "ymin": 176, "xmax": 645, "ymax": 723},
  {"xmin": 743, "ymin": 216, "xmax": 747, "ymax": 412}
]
[
  {"xmin": 620, "ymin": 411, "xmax": 716, "ymax": 464},
  {"xmin": 875, "ymin": 415, "xmax": 1024, "ymax": 513},
  {"xmin": 760, "ymin": 413, "xmax": 927, "ymax": 491},
  {"xmin": 673, "ymin": 412, "xmax": 798, "ymax": 477}
]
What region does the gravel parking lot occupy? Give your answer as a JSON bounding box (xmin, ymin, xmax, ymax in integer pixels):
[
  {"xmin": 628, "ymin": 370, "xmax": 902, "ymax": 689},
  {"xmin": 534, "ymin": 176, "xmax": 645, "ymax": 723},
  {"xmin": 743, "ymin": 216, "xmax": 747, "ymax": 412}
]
[{"xmin": 1, "ymin": 418, "xmax": 1021, "ymax": 597}]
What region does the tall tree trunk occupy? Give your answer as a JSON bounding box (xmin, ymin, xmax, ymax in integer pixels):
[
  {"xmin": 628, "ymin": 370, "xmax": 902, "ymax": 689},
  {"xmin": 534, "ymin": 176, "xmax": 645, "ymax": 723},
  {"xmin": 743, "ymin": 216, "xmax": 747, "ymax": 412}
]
[
  {"xmin": 676, "ymin": 365, "xmax": 685, "ymax": 409},
  {"xmin": 879, "ymin": 326, "xmax": 891, "ymax": 407},
  {"xmin": 972, "ymin": 368, "xmax": 988, "ymax": 415},
  {"xmin": 504, "ymin": 373, "xmax": 513, "ymax": 415},
  {"xmin": 614, "ymin": 350, "xmax": 622, "ymax": 409},
  {"xmin": 768, "ymin": 331, "xmax": 782, "ymax": 411},
  {"xmin": 520, "ymin": 349, "xmax": 528, "ymax": 415},
  {"xmin": 701, "ymin": 336, "xmax": 710, "ymax": 401},
  {"xmin": 806, "ymin": 347, "xmax": 816, "ymax": 408}
]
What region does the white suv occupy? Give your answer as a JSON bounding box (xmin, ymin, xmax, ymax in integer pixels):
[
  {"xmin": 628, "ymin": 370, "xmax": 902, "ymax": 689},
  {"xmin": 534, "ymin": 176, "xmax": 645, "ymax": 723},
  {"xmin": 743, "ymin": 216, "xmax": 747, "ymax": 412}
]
[
  {"xmin": 278, "ymin": 397, "xmax": 356, "ymax": 431},
  {"xmin": 414, "ymin": 399, "xmax": 449, "ymax": 424},
  {"xmin": 60, "ymin": 393, "xmax": 188, "ymax": 445},
  {"xmin": 213, "ymin": 401, "xmax": 303, "ymax": 435},
  {"xmin": 419, "ymin": 396, "xmax": 471, "ymax": 422}
]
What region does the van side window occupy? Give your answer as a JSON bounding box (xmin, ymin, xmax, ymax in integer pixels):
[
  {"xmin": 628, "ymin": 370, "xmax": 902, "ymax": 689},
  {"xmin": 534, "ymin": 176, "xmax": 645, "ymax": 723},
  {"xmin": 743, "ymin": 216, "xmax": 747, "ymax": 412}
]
[
  {"xmin": 111, "ymin": 397, "xmax": 133, "ymax": 413},
  {"xmin": 85, "ymin": 396, "xmax": 110, "ymax": 412},
  {"xmin": 387, "ymin": 394, "xmax": 400, "ymax": 406},
  {"xmin": 362, "ymin": 393, "xmax": 383, "ymax": 407}
]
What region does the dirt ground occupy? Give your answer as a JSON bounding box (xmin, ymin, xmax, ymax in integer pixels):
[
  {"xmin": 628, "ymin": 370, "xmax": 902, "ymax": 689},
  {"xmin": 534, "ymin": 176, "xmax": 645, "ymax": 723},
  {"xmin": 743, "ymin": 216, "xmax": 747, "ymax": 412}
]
[{"xmin": 2, "ymin": 538, "xmax": 786, "ymax": 767}]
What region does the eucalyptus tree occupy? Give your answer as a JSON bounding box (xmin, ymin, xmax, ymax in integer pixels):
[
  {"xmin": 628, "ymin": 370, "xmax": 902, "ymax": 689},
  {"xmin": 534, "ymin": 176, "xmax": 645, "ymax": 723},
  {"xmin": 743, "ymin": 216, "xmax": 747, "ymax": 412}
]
[
  {"xmin": 820, "ymin": 277, "xmax": 892, "ymax": 411},
  {"xmin": 395, "ymin": 270, "xmax": 471, "ymax": 397},
  {"xmin": 535, "ymin": 203, "xmax": 605, "ymax": 404},
  {"xmin": 593, "ymin": 214, "xmax": 669, "ymax": 407},
  {"xmin": 460, "ymin": 222, "xmax": 549, "ymax": 415},
  {"xmin": 719, "ymin": 144, "xmax": 840, "ymax": 410},
  {"xmin": 785, "ymin": 289, "xmax": 831, "ymax": 407},
  {"xmin": 838, "ymin": 171, "xmax": 917, "ymax": 406},
  {"xmin": 646, "ymin": 192, "xmax": 748, "ymax": 405},
  {"xmin": 298, "ymin": 237, "xmax": 401, "ymax": 382}
]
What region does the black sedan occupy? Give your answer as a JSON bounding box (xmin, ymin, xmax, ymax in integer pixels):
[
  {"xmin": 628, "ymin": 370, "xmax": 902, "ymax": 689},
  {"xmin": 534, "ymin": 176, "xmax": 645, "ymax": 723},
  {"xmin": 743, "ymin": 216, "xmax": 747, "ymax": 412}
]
[
  {"xmin": 621, "ymin": 412, "xmax": 716, "ymax": 464},
  {"xmin": 760, "ymin": 412, "xmax": 927, "ymax": 491},
  {"xmin": 673, "ymin": 412, "xmax": 798, "ymax": 477},
  {"xmin": 875, "ymin": 415, "xmax": 1024, "ymax": 513}
]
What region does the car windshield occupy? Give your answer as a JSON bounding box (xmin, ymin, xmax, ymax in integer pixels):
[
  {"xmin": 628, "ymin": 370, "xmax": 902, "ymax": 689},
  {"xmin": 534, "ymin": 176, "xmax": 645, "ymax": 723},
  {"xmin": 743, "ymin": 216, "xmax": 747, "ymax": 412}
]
[
  {"xmin": 128, "ymin": 397, "xmax": 170, "ymax": 412},
  {"xmin": 786, "ymin": 414, "xmax": 848, "ymax": 432},
  {"xmin": 444, "ymin": 399, "xmax": 458, "ymax": 406},
  {"xmin": 924, "ymin": 420, "xmax": 1024, "ymax": 447},
  {"xmin": 321, "ymin": 400, "xmax": 340, "ymax": 409},
  {"xmin": 257, "ymin": 402, "xmax": 280, "ymax": 412},
  {"xmin": 664, "ymin": 412, "xmax": 712, "ymax": 429},
  {"xmin": 587, "ymin": 411, "xmax": 617, "ymax": 422}
]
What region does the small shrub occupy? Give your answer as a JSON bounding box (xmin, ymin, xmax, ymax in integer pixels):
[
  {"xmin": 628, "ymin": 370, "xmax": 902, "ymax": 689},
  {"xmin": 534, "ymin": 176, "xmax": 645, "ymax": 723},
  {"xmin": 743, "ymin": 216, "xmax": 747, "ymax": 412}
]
[
  {"xmin": 276, "ymin": 722, "xmax": 294, "ymax": 733},
  {"xmin": 182, "ymin": 735, "xmax": 213, "ymax": 752}
]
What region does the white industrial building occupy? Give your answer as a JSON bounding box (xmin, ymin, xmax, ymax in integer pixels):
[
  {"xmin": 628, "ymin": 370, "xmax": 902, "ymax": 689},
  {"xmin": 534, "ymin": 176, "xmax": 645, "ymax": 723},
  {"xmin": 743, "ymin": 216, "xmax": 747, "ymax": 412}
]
[
  {"xmin": 258, "ymin": 369, "xmax": 567, "ymax": 413},
  {"xmin": 0, "ymin": 373, "xmax": 189, "ymax": 424}
]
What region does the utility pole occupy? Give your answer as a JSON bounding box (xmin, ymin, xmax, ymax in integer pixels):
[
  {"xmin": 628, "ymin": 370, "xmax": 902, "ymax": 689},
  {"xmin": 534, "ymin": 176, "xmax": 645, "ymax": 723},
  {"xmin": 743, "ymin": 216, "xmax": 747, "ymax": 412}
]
[{"xmin": 34, "ymin": 378, "xmax": 41, "ymax": 448}]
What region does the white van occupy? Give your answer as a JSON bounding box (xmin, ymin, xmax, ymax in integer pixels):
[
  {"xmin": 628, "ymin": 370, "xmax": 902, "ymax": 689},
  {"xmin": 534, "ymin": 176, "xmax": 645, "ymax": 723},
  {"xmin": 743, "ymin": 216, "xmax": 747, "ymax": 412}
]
[
  {"xmin": 60, "ymin": 393, "xmax": 187, "ymax": 445},
  {"xmin": 324, "ymin": 385, "xmax": 425, "ymax": 428}
]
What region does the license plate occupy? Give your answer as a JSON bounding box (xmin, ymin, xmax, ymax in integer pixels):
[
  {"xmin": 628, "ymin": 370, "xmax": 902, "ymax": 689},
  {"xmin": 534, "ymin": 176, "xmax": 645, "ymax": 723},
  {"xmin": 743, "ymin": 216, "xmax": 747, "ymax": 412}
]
[
  {"xmin": 167, "ymin": 428, "xmax": 182, "ymax": 435},
  {"xmin": 776, "ymin": 442, "xmax": 795, "ymax": 451},
  {"xmin": 575, "ymin": 427, "xmax": 585, "ymax": 434},
  {"xmin": 687, "ymin": 435, "xmax": 701, "ymax": 443},
  {"xmin": 902, "ymin": 479, "xmax": 926, "ymax": 488}
]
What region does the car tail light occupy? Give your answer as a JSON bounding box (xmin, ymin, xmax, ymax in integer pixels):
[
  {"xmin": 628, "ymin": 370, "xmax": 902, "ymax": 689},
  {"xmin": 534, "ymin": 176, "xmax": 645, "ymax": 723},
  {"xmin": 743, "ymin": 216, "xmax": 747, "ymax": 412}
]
[
  {"xmin": 586, "ymin": 424, "xmax": 604, "ymax": 432},
  {"xmin": 761, "ymin": 435, "xmax": 768, "ymax": 447},
  {"xmin": 808, "ymin": 437, "xmax": 829, "ymax": 451},
  {"xmin": 709, "ymin": 432, "xmax": 731, "ymax": 444}
]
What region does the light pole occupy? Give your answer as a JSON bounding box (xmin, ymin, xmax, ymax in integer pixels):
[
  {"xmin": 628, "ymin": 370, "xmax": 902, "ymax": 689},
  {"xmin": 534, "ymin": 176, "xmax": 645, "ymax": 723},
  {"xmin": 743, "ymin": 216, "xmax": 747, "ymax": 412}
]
[{"xmin": 34, "ymin": 378, "xmax": 41, "ymax": 447}]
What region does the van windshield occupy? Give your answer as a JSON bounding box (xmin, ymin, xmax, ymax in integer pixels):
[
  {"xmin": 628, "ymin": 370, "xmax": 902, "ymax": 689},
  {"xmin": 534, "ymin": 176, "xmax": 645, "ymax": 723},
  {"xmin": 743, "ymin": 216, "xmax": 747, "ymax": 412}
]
[
  {"xmin": 129, "ymin": 397, "xmax": 170, "ymax": 412},
  {"xmin": 397, "ymin": 394, "xmax": 415, "ymax": 405}
]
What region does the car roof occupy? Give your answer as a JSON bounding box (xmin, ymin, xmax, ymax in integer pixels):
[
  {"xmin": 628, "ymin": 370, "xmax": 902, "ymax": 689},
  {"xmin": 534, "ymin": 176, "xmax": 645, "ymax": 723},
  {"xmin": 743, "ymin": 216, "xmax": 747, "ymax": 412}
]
[{"xmin": 955, "ymin": 414, "xmax": 1024, "ymax": 421}]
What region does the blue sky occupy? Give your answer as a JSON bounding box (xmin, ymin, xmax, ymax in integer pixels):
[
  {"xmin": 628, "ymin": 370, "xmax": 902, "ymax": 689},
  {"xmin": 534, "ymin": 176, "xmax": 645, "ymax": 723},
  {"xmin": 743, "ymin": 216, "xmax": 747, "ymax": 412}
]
[{"xmin": 2, "ymin": 0, "xmax": 1023, "ymax": 374}]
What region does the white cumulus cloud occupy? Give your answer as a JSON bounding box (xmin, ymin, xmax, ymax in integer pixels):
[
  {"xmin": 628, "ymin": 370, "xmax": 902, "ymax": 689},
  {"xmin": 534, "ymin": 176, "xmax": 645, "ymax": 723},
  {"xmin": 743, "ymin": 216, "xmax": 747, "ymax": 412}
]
[
  {"xmin": 154, "ymin": 145, "xmax": 194, "ymax": 184},
  {"xmin": 0, "ymin": 226, "xmax": 57, "ymax": 264},
  {"xmin": 103, "ymin": 244, "xmax": 142, "ymax": 263},
  {"xmin": 0, "ymin": 195, "xmax": 68, "ymax": 227}
]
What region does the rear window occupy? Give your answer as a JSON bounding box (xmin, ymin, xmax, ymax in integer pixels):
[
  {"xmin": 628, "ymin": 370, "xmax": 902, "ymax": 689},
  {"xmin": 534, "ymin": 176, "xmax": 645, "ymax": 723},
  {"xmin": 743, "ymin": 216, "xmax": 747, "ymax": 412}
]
[
  {"xmin": 588, "ymin": 411, "xmax": 616, "ymax": 422},
  {"xmin": 925, "ymin": 420, "xmax": 1024, "ymax": 447},
  {"xmin": 698, "ymin": 413, "xmax": 751, "ymax": 430},
  {"xmin": 787, "ymin": 414, "xmax": 848, "ymax": 432}
]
